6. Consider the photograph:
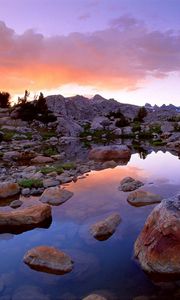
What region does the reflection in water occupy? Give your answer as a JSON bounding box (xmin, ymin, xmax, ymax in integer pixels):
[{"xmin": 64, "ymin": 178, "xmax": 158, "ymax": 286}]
[{"xmin": 0, "ymin": 151, "xmax": 179, "ymax": 299}]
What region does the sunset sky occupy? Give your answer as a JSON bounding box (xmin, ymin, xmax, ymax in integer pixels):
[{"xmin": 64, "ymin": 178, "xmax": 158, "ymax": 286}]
[{"xmin": 0, "ymin": 0, "xmax": 180, "ymax": 106}]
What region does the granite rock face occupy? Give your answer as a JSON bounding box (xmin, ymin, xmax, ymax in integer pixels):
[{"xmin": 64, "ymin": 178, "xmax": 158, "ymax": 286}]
[
  {"xmin": 24, "ymin": 246, "xmax": 73, "ymax": 275},
  {"xmin": 134, "ymin": 194, "xmax": 180, "ymax": 277}
]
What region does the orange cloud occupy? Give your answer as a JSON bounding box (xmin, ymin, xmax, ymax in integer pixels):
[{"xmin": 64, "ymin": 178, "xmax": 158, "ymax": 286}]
[{"xmin": 1, "ymin": 17, "xmax": 180, "ymax": 95}]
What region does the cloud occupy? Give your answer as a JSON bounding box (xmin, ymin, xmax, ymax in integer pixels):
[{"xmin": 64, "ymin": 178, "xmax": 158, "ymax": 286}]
[
  {"xmin": 78, "ymin": 13, "xmax": 91, "ymax": 21},
  {"xmin": 1, "ymin": 16, "xmax": 180, "ymax": 94}
]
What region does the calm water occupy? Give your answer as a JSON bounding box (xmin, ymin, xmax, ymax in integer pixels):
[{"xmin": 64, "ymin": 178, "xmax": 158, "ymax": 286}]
[{"xmin": 0, "ymin": 151, "xmax": 180, "ymax": 300}]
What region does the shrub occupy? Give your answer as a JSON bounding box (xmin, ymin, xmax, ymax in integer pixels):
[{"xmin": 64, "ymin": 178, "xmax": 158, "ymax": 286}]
[
  {"xmin": 134, "ymin": 107, "xmax": 147, "ymax": 123},
  {"xmin": 0, "ymin": 91, "xmax": 11, "ymax": 108},
  {"xmin": 42, "ymin": 146, "xmax": 58, "ymax": 156},
  {"xmin": 61, "ymin": 162, "xmax": 76, "ymax": 170},
  {"xmin": 18, "ymin": 179, "xmax": 43, "ymax": 188},
  {"xmin": 40, "ymin": 166, "xmax": 64, "ymax": 175}
]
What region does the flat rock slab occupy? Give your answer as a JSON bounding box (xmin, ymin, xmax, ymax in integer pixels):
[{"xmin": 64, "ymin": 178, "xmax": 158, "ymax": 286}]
[
  {"xmin": 40, "ymin": 187, "xmax": 73, "ymax": 205},
  {"xmin": 127, "ymin": 190, "xmax": 163, "ymax": 207},
  {"xmin": 0, "ymin": 204, "xmax": 51, "ymax": 233},
  {"xmin": 31, "ymin": 156, "xmax": 54, "ymax": 164},
  {"xmin": 91, "ymin": 213, "xmax": 121, "ymax": 241},
  {"xmin": 134, "ymin": 194, "xmax": 180, "ymax": 278},
  {"xmin": 0, "ymin": 182, "xmax": 20, "ymax": 199},
  {"xmin": 89, "ymin": 145, "xmax": 131, "ymax": 161},
  {"xmin": 119, "ymin": 177, "xmax": 144, "ymax": 192},
  {"xmin": 24, "ymin": 246, "xmax": 73, "ymax": 275}
]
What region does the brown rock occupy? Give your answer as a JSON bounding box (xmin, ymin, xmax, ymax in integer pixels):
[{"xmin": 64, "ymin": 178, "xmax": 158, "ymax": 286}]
[
  {"xmin": 0, "ymin": 204, "xmax": 51, "ymax": 230},
  {"xmin": 0, "ymin": 182, "xmax": 20, "ymax": 199},
  {"xmin": 127, "ymin": 190, "xmax": 162, "ymax": 207},
  {"xmin": 91, "ymin": 213, "xmax": 121, "ymax": 240},
  {"xmin": 89, "ymin": 145, "xmax": 131, "ymax": 161},
  {"xmin": 40, "ymin": 186, "xmax": 73, "ymax": 205},
  {"xmin": 23, "ymin": 246, "xmax": 73, "ymax": 274},
  {"xmin": 31, "ymin": 156, "xmax": 54, "ymax": 164},
  {"xmin": 134, "ymin": 194, "xmax": 180, "ymax": 277}
]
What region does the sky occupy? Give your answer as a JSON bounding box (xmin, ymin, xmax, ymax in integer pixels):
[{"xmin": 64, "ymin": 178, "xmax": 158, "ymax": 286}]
[{"xmin": 0, "ymin": 0, "xmax": 180, "ymax": 106}]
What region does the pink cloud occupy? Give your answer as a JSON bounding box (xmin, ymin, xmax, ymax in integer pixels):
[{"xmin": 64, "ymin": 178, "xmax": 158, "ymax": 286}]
[{"xmin": 1, "ymin": 16, "xmax": 180, "ymax": 94}]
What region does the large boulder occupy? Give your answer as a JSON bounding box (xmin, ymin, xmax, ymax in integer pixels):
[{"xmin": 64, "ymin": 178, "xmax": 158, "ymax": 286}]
[
  {"xmin": 0, "ymin": 204, "xmax": 51, "ymax": 232},
  {"xmin": 39, "ymin": 186, "xmax": 73, "ymax": 205},
  {"xmin": 127, "ymin": 190, "xmax": 163, "ymax": 207},
  {"xmin": 119, "ymin": 177, "xmax": 144, "ymax": 192},
  {"xmin": 0, "ymin": 182, "xmax": 20, "ymax": 199},
  {"xmin": 91, "ymin": 213, "xmax": 121, "ymax": 240},
  {"xmin": 134, "ymin": 194, "xmax": 180, "ymax": 277},
  {"xmin": 23, "ymin": 246, "xmax": 73, "ymax": 274},
  {"xmin": 89, "ymin": 145, "xmax": 131, "ymax": 161}
]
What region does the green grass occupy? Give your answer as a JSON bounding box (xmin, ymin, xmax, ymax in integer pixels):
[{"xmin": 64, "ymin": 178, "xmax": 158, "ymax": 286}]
[
  {"xmin": 61, "ymin": 162, "xmax": 76, "ymax": 170},
  {"xmin": 40, "ymin": 166, "xmax": 64, "ymax": 175},
  {"xmin": 42, "ymin": 146, "xmax": 58, "ymax": 157},
  {"xmin": 151, "ymin": 140, "xmax": 166, "ymax": 146},
  {"xmin": 39, "ymin": 129, "xmax": 57, "ymax": 140},
  {"xmin": 18, "ymin": 178, "xmax": 43, "ymax": 188}
]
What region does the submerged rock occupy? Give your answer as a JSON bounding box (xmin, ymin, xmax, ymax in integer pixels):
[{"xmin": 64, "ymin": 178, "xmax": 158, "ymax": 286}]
[
  {"xmin": 89, "ymin": 145, "xmax": 131, "ymax": 161},
  {"xmin": 24, "ymin": 246, "xmax": 73, "ymax": 275},
  {"xmin": 0, "ymin": 182, "xmax": 20, "ymax": 199},
  {"xmin": 91, "ymin": 213, "xmax": 121, "ymax": 240},
  {"xmin": 134, "ymin": 194, "xmax": 180, "ymax": 278},
  {"xmin": 0, "ymin": 204, "xmax": 51, "ymax": 232},
  {"xmin": 40, "ymin": 186, "xmax": 73, "ymax": 205},
  {"xmin": 127, "ymin": 190, "xmax": 163, "ymax": 207},
  {"xmin": 12, "ymin": 285, "xmax": 50, "ymax": 300},
  {"xmin": 119, "ymin": 177, "xmax": 144, "ymax": 192}
]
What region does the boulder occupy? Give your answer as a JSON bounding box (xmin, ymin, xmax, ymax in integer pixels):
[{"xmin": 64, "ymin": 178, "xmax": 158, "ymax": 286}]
[
  {"xmin": 91, "ymin": 213, "xmax": 121, "ymax": 240},
  {"xmin": 127, "ymin": 190, "xmax": 163, "ymax": 207},
  {"xmin": 0, "ymin": 204, "xmax": 51, "ymax": 232},
  {"xmin": 39, "ymin": 186, "xmax": 73, "ymax": 205},
  {"xmin": 134, "ymin": 194, "xmax": 180, "ymax": 277},
  {"xmin": 119, "ymin": 177, "xmax": 144, "ymax": 192},
  {"xmin": 10, "ymin": 199, "xmax": 23, "ymax": 209},
  {"xmin": 3, "ymin": 151, "xmax": 21, "ymax": 161},
  {"xmin": 89, "ymin": 145, "xmax": 131, "ymax": 161},
  {"xmin": 23, "ymin": 246, "xmax": 73, "ymax": 275},
  {"xmin": 0, "ymin": 182, "xmax": 20, "ymax": 199},
  {"xmin": 31, "ymin": 156, "xmax": 54, "ymax": 164}
]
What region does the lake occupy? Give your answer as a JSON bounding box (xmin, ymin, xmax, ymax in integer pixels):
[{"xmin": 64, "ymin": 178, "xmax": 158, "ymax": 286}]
[{"xmin": 0, "ymin": 151, "xmax": 180, "ymax": 300}]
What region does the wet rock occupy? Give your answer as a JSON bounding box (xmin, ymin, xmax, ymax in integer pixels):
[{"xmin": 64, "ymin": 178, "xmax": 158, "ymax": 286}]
[
  {"xmin": 31, "ymin": 156, "xmax": 54, "ymax": 164},
  {"xmin": 119, "ymin": 177, "xmax": 144, "ymax": 192},
  {"xmin": 82, "ymin": 294, "xmax": 107, "ymax": 300},
  {"xmin": 134, "ymin": 194, "xmax": 180, "ymax": 277},
  {"xmin": 101, "ymin": 160, "xmax": 117, "ymax": 169},
  {"xmin": 0, "ymin": 204, "xmax": 51, "ymax": 230},
  {"xmin": 12, "ymin": 285, "xmax": 50, "ymax": 300},
  {"xmin": 23, "ymin": 246, "xmax": 73, "ymax": 275},
  {"xmin": 91, "ymin": 213, "xmax": 121, "ymax": 240},
  {"xmin": 89, "ymin": 145, "xmax": 131, "ymax": 161},
  {"xmin": 127, "ymin": 190, "xmax": 163, "ymax": 207},
  {"xmin": 0, "ymin": 182, "xmax": 20, "ymax": 199},
  {"xmin": 40, "ymin": 186, "xmax": 73, "ymax": 205},
  {"xmin": 10, "ymin": 200, "xmax": 23, "ymax": 209}
]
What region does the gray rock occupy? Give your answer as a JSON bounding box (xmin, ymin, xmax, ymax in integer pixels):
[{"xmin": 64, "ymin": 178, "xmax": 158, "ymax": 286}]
[
  {"xmin": 40, "ymin": 187, "xmax": 73, "ymax": 205},
  {"xmin": 21, "ymin": 188, "xmax": 30, "ymax": 196},
  {"xmin": 119, "ymin": 177, "xmax": 144, "ymax": 192},
  {"xmin": 43, "ymin": 179, "xmax": 60, "ymax": 188}
]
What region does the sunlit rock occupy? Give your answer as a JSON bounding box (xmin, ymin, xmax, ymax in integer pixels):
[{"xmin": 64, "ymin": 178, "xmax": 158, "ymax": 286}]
[
  {"xmin": 0, "ymin": 182, "xmax": 20, "ymax": 199},
  {"xmin": 134, "ymin": 194, "xmax": 180, "ymax": 278},
  {"xmin": 89, "ymin": 145, "xmax": 131, "ymax": 161}
]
